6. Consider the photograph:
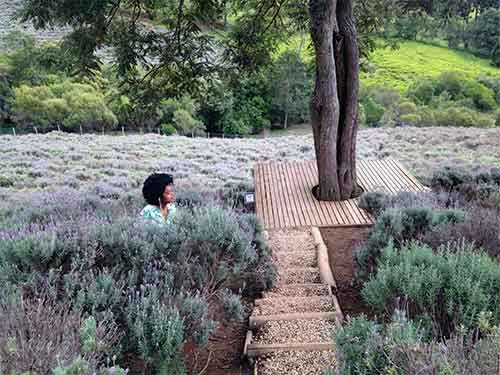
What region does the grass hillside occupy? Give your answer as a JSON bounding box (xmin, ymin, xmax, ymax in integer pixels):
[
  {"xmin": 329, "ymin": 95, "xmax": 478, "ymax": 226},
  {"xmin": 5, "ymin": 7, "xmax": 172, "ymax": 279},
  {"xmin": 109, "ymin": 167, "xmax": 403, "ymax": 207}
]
[{"xmin": 362, "ymin": 40, "xmax": 500, "ymax": 91}]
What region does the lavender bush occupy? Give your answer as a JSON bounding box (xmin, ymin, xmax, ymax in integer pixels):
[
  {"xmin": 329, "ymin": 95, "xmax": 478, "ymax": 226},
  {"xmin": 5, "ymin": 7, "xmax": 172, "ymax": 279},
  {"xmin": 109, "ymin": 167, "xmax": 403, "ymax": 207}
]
[
  {"xmin": 0, "ymin": 293, "xmax": 122, "ymax": 375},
  {"xmin": 0, "ymin": 126, "xmax": 499, "ymax": 196},
  {"xmin": 0, "ymin": 188, "xmax": 275, "ymax": 374}
]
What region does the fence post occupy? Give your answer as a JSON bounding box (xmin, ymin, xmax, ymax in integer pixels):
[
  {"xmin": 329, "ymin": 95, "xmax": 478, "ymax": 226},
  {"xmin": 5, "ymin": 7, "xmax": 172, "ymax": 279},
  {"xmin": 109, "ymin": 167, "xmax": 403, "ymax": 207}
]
[
  {"xmin": 121, "ymin": 126, "xmax": 125, "ymax": 136},
  {"xmin": 222, "ymin": 133, "xmax": 225, "ymax": 139},
  {"xmin": 12, "ymin": 128, "xmax": 16, "ymax": 136},
  {"xmin": 57, "ymin": 124, "xmax": 61, "ymax": 132},
  {"xmin": 158, "ymin": 128, "xmax": 160, "ymax": 135},
  {"xmin": 79, "ymin": 125, "xmax": 83, "ymax": 135},
  {"xmin": 102, "ymin": 127, "xmax": 104, "ymax": 136},
  {"xmin": 34, "ymin": 127, "xmax": 38, "ymax": 135}
]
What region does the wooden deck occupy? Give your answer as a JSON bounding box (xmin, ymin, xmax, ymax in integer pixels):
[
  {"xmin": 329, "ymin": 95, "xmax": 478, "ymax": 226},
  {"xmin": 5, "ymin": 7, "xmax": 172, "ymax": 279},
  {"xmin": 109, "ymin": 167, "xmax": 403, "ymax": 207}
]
[{"xmin": 254, "ymin": 158, "xmax": 426, "ymax": 229}]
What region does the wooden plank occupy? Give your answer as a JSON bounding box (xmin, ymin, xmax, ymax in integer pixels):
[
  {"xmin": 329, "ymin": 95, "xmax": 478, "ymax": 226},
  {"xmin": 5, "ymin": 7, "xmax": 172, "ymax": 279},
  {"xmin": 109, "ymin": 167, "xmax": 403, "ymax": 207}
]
[
  {"xmin": 378, "ymin": 159, "xmax": 409, "ymax": 192},
  {"xmin": 284, "ymin": 161, "xmax": 309, "ymax": 227},
  {"xmin": 337, "ymin": 199, "xmax": 356, "ymax": 225},
  {"xmin": 344, "ymin": 198, "xmax": 368, "ymax": 225},
  {"xmin": 374, "ymin": 160, "xmax": 406, "ymax": 193},
  {"xmin": 259, "ymin": 163, "xmax": 274, "ymax": 229},
  {"xmin": 387, "ymin": 158, "xmax": 426, "ymax": 191},
  {"xmin": 246, "ymin": 342, "xmax": 333, "ymax": 357},
  {"xmin": 370, "ymin": 160, "xmax": 402, "ymax": 194},
  {"xmin": 269, "ymin": 163, "xmax": 290, "ymax": 228},
  {"xmin": 297, "ymin": 161, "xmax": 324, "ymax": 226},
  {"xmin": 254, "ymin": 159, "xmax": 425, "ymax": 229},
  {"xmin": 309, "ymin": 161, "xmax": 344, "ymax": 226},
  {"xmin": 243, "ymin": 330, "xmax": 253, "ymax": 357},
  {"xmin": 254, "ymin": 164, "xmax": 268, "ymax": 228},
  {"xmin": 278, "ymin": 163, "xmax": 299, "ymax": 228},
  {"xmin": 306, "ymin": 160, "xmax": 345, "ymax": 225},
  {"xmin": 352, "ymin": 197, "xmax": 375, "ymax": 224},
  {"xmin": 266, "ymin": 162, "xmax": 282, "ymax": 229},
  {"xmin": 249, "ymin": 312, "xmax": 336, "ymax": 329},
  {"xmin": 303, "ymin": 161, "xmax": 331, "ymax": 226},
  {"xmin": 356, "ymin": 162, "xmax": 372, "ymax": 192},
  {"xmin": 310, "ymin": 161, "xmax": 342, "ymax": 226},
  {"xmin": 357, "ymin": 160, "xmax": 382, "ymax": 192},
  {"xmin": 360, "ymin": 160, "xmax": 396, "ymax": 194},
  {"xmin": 262, "ymin": 163, "xmax": 280, "ymax": 228}
]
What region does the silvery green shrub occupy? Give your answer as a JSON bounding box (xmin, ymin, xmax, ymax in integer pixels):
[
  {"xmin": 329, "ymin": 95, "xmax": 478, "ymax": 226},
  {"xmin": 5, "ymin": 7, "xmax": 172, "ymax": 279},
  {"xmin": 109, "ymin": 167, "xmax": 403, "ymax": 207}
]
[{"xmin": 0, "ymin": 189, "xmax": 275, "ymax": 374}]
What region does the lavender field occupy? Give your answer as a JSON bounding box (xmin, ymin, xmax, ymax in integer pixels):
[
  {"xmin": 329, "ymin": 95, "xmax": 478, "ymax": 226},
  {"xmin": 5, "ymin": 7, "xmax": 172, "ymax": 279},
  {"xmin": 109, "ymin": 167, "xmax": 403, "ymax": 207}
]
[{"xmin": 1, "ymin": 126, "xmax": 499, "ymax": 199}]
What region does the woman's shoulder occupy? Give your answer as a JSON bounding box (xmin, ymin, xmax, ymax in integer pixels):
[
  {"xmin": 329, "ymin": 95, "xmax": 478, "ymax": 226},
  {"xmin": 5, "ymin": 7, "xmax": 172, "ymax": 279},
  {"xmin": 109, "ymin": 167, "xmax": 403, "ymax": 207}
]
[{"xmin": 140, "ymin": 204, "xmax": 162, "ymax": 218}]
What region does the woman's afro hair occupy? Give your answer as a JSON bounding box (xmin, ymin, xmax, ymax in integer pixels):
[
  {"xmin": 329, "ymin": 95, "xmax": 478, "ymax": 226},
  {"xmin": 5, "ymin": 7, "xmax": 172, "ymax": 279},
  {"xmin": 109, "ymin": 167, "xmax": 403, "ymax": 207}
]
[{"xmin": 142, "ymin": 173, "xmax": 174, "ymax": 205}]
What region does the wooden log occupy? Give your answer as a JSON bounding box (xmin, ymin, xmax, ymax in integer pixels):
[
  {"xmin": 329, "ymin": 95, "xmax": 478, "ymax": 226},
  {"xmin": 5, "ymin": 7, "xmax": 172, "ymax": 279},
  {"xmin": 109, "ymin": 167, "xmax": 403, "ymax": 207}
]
[
  {"xmin": 246, "ymin": 342, "xmax": 332, "ymax": 357},
  {"xmin": 311, "ymin": 227, "xmax": 336, "ymax": 286},
  {"xmin": 249, "ymin": 312, "xmax": 336, "ymax": 329},
  {"xmin": 243, "ymin": 330, "xmax": 253, "ymax": 357},
  {"xmin": 311, "ymin": 226, "xmax": 345, "ymax": 325}
]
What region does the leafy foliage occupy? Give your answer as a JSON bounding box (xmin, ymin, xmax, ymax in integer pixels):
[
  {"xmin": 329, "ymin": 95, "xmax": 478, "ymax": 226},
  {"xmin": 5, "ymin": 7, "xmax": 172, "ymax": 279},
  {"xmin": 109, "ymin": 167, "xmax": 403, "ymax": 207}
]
[
  {"xmin": 354, "ymin": 205, "xmax": 465, "ymax": 278},
  {"xmin": 11, "ymin": 81, "xmax": 117, "ymax": 130},
  {"xmin": 333, "ymin": 310, "xmax": 500, "ymax": 375},
  {"xmin": 465, "ymin": 9, "xmax": 500, "ymax": 67},
  {"xmin": 362, "ymin": 242, "xmax": 500, "ymax": 336}
]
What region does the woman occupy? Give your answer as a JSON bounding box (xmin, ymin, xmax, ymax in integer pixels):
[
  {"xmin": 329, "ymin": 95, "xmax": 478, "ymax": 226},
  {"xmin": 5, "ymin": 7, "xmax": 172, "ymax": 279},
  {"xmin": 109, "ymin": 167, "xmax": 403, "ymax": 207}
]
[{"xmin": 140, "ymin": 173, "xmax": 176, "ymax": 226}]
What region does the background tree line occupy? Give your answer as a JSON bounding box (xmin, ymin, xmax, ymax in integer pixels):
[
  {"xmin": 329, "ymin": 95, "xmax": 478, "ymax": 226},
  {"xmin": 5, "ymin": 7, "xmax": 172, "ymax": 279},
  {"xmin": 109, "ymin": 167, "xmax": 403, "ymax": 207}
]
[{"xmin": 0, "ymin": 0, "xmax": 498, "ymax": 136}]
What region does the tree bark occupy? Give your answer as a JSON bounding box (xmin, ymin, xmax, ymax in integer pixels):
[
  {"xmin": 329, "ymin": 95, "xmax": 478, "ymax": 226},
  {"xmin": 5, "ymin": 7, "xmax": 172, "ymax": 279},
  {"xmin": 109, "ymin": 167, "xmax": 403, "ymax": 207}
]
[{"xmin": 309, "ymin": 0, "xmax": 359, "ymax": 201}]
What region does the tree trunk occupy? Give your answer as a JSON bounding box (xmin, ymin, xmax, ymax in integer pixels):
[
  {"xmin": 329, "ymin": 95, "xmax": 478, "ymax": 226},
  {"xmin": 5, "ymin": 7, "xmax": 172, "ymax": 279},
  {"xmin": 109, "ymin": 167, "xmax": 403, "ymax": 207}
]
[{"xmin": 309, "ymin": 0, "xmax": 359, "ymax": 201}]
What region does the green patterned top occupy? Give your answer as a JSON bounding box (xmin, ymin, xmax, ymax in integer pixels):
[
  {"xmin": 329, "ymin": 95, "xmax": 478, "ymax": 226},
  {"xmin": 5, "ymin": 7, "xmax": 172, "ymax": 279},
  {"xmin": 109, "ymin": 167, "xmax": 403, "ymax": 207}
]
[{"xmin": 140, "ymin": 204, "xmax": 176, "ymax": 226}]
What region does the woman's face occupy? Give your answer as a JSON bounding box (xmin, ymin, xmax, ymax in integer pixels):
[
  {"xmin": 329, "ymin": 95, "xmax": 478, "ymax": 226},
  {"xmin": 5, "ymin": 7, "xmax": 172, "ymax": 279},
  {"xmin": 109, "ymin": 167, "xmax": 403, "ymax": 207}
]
[{"xmin": 162, "ymin": 184, "xmax": 176, "ymax": 204}]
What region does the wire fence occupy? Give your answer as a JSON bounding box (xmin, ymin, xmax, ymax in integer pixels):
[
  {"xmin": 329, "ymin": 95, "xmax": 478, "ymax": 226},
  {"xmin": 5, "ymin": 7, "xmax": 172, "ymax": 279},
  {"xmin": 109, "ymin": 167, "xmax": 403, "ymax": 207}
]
[{"xmin": 0, "ymin": 124, "xmax": 244, "ymax": 139}]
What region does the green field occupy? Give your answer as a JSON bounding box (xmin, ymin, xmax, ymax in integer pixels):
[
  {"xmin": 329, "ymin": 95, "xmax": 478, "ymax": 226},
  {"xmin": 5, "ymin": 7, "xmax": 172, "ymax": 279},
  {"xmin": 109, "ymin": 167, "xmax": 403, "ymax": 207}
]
[{"xmin": 362, "ymin": 40, "xmax": 500, "ymax": 92}]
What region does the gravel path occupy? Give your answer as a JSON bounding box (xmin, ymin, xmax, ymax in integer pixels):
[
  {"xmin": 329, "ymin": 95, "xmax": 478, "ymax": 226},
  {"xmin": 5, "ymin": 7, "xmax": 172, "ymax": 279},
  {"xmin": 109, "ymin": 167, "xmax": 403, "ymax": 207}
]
[
  {"xmin": 257, "ymin": 350, "xmax": 336, "ymax": 375},
  {"xmin": 275, "ymin": 250, "xmax": 317, "ymax": 268},
  {"xmin": 264, "ymin": 284, "xmax": 330, "ymax": 298},
  {"xmin": 255, "ymin": 319, "xmax": 335, "ymax": 345},
  {"xmin": 254, "ymin": 296, "xmax": 334, "ymax": 315},
  {"xmin": 269, "ymin": 229, "xmax": 316, "ymax": 254},
  {"xmin": 249, "ymin": 228, "xmax": 336, "ymax": 374},
  {"xmin": 279, "ymin": 267, "xmax": 322, "ymax": 284}
]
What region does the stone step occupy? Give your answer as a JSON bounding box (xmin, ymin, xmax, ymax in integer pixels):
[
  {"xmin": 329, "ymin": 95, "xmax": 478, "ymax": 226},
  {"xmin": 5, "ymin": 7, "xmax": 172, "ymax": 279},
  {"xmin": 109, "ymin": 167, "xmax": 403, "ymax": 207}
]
[
  {"xmin": 264, "ymin": 283, "xmax": 330, "ymax": 298},
  {"xmin": 254, "ymin": 296, "xmax": 334, "ymax": 316}
]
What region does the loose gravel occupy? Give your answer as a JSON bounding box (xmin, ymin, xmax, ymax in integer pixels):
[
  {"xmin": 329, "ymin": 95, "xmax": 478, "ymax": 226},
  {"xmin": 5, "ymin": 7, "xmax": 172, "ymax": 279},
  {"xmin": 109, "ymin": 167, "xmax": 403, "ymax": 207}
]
[
  {"xmin": 254, "ymin": 296, "xmax": 334, "ymax": 315},
  {"xmin": 275, "ymin": 250, "xmax": 317, "ymax": 268},
  {"xmin": 257, "ymin": 350, "xmax": 336, "ymax": 375},
  {"xmin": 269, "ymin": 229, "xmax": 316, "ymax": 254},
  {"xmin": 255, "ymin": 319, "xmax": 334, "ymax": 345},
  {"xmin": 265, "ymin": 284, "xmax": 330, "ymax": 298},
  {"xmin": 279, "ymin": 267, "xmax": 321, "ymax": 285}
]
